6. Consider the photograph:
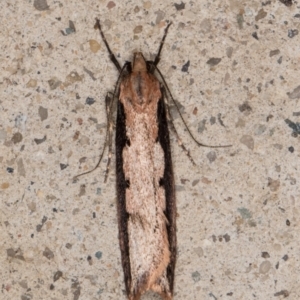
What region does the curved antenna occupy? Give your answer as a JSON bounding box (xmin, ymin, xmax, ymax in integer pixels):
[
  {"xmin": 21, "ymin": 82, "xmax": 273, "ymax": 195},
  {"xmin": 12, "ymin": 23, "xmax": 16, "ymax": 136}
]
[
  {"xmin": 73, "ymin": 62, "xmax": 129, "ymax": 181},
  {"xmin": 153, "ymin": 64, "xmax": 232, "ymax": 148}
]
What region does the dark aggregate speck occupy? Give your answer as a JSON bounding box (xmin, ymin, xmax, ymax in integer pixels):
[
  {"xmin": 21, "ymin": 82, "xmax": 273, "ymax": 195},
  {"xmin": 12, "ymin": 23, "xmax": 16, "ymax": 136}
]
[
  {"xmin": 206, "ymin": 57, "xmax": 221, "ymax": 67},
  {"xmin": 174, "ymin": 1, "xmax": 185, "ymax": 10},
  {"xmin": 252, "ymin": 32, "xmax": 259, "ymax": 40},
  {"xmin": 288, "ymin": 146, "xmax": 294, "ymax": 153},
  {"xmin": 269, "ymin": 49, "xmax": 280, "ymax": 57},
  {"xmin": 181, "ymin": 60, "xmax": 190, "ymax": 72},
  {"xmin": 60, "ymin": 163, "xmax": 68, "ymax": 170},
  {"xmin": 34, "ymin": 0, "xmax": 49, "ymax": 11},
  {"xmin": 262, "ymin": 252, "xmax": 270, "ymax": 258},
  {"xmin": 7, "ymin": 167, "xmax": 14, "ymax": 173},
  {"xmin": 288, "ymin": 29, "xmax": 298, "ymax": 38},
  {"xmin": 282, "ymin": 254, "xmax": 289, "ymax": 261},
  {"xmin": 284, "ymin": 119, "xmax": 300, "ymax": 135},
  {"xmin": 95, "ymin": 251, "xmax": 102, "ymax": 259},
  {"xmin": 34, "ymin": 135, "xmax": 47, "ymax": 145},
  {"xmin": 43, "ymin": 247, "xmax": 54, "ymax": 260},
  {"xmin": 12, "ymin": 132, "xmax": 23, "ymax": 144},
  {"xmin": 279, "ymin": 0, "xmax": 292, "ymax": 6},
  {"xmin": 86, "ymin": 97, "xmax": 95, "ymax": 105},
  {"xmin": 274, "ymin": 290, "xmax": 289, "ymax": 297}
]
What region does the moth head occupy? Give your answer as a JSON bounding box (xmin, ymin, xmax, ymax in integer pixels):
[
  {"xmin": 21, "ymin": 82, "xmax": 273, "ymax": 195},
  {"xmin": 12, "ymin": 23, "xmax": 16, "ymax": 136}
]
[{"xmin": 132, "ymin": 52, "xmax": 147, "ymax": 72}]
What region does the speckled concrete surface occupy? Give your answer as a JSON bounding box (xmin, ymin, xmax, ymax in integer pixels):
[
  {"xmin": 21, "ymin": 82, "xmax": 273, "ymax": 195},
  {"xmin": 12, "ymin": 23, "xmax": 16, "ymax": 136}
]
[{"xmin": 1, "ymin": 0, "xmax": 300, "ymax": 299}]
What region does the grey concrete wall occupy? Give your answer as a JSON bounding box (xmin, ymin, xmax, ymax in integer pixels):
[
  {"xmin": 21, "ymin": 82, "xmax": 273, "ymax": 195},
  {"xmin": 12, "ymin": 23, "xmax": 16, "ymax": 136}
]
[{"xmin": 1, "ymin": 0, "xmax": 299, "ymax": 299}]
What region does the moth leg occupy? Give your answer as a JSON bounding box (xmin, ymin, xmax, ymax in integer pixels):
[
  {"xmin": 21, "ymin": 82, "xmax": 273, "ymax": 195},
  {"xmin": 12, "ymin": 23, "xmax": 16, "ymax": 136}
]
[
  {"xmin": 73, "ymin": 93, "xmax": 115, "ymax": 182},
  {"xmin": 154, "ymin": 67, "xmax": 232, "ymax": 149},
  {"xmin": 163, "ymin": 89, "xmax": 197, "ymax": 166},
  {"xmin": 153, "ymin": 22, "xmax": 172, "ymax": 67},
  {"xmin": 104, "ymin": 93, "xmax": 115, "ymax": 183},
  {"xmin": 94, "ymin": 18, "xmax": 122, "ymax": 72}
]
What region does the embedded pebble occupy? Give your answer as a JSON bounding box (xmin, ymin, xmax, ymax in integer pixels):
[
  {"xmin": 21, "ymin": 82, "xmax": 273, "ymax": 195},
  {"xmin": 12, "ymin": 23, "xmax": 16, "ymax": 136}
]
[
  {"xmin": 254, "ymin": 124, "xmax": 267, "ymax": 135},
  {"xmin": 259, "ymin": 261, "xmax": 271, "ymax": 274},
  {"xmin": 43, "ymin": 247, "xmax": 54, "ymax": 260},
  {"xmin": 274, "ymin": 290, "xmax": 290, "ymax": 297},
  {"xmin": 89, "ymin": 40, "xmax": 101, "ymax": 53},
  {"xmin": 154, "ymin": 10, "xmax": 165, "ymax": 24},
  {"xmin": 15, "ymin": 114, "xmax": 27, "ymax": 130},
  {"xmin": 226, "ymin": 47, "xmax": 233, "ymax": 58},
  {"xmin": 255, "ymin": 9, "xmax": 267, "ymax": 21},
  {"xmin": 143, "ymin": 1, "xmax": 151, "ymax": 9},
  {"xmin": 237, "ymin": 207, "xmax": 252, "ymax": 219},
  {"xmin": 269, "ymin": 49, "xmax": 280, "ymax": 57},
  {"xmin": 26, "ymin": 79, "xmax": 37, "ymax": 88},
  {"xmin": 34, "ymin": 135, "xmax": 46, "ymax": 145},
  {"xmin": 207, "ymin": 151, "xmax": 217, "ymax": 163},
  {"xmin": 200, "ymin": 18, "xmax": 211, "ymax": 34},
  {"xmin": 48, "ymin": 77, "xmax": 61, "ymax": 90},
  {"xmin": 53, "ymin": 271, "xmax": 63, "ymax": 282},
  {"xmin": 191, "ymin": 271, "xmax": 201, "ymax": 282},
  {"xmin": 11, "ymin": 132, "xmax": 23, "ymax": 144},
  {"xmin": 261, "ymin": 252, "xmax": 270, "ymax": 258},
  {"xmin": 237, "ymin": 12, "xmax": 244, "ymax": 29},
  {"xmin": 268, "ymin": 177, "xmax": 280, "ymax": 192},
  {"xmin": 240, "ymin": 135, "xmax": 254, "ymax": 150},
  {"xmin": 287, "ymin": 85, "xmax": 300, "ymax": 99},
  {"xmin": 17, "ymin": 158, "xmax": 26, "ymax": 177},
  {"xmin": 207, "ymin": 58, "xmax": 221, "ymax": 67},
  {"xmin": 181, "ymin": 60, "xmax": 190, "ymax": 72},
  {"xmin": 133, "ymin": 25, "xmax": 143, "ymax": 34},
  {"xmin": 279, "ymin": 0, "xmax": 292, "ymax": 6},
  {"xmin": 38, "ymin": 106, "xmax": 48, "ymax": 121},
  {"xmin": 107, "ymin": 1, "xmax": 116, "ymax": 9},
  {"xmin": 33, "ymin": 0, "xmax": 49, "ymax": 11},
  {"xmin": 64, "ymin": 72, "xmax": 83, "ymax": 87},
  {"xmin": 288, "ymin": 29, "xmax": 298, "ymax": 38},
  {"xmin": 86, "ymin": 97, "xmax": 95, "ymax": 105},
  {"xmin": 198, "ymin": 120, "xmax": 207, "ymax": 133},
  {"xmin": 174, "ymin": 2, "xmax": 185, "ymax": 11}
]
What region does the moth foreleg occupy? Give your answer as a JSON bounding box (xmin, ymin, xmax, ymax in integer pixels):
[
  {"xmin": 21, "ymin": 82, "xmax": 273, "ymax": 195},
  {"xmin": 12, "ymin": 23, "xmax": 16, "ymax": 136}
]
[
  {"xmin": 163, "ymin": 89, "xmax": 197, "ymax": 166},
  {"xmin": 104, "ymin": 93, "xmax": 115, "ymax": 183}
]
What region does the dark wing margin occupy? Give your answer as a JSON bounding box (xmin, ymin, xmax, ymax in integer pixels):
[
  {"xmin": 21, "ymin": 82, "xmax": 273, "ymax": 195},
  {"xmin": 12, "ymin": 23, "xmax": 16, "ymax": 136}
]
[
  {"xmin": 115, "ymin": 99, "xmax": 132, "ymax": 297},
  {"xmin": 157, "ymin": 87, "xmax": 177, "ymax": 295},
  {"xmin": 115, "ymin": 87, "xmax": 176, "ymax": 298}
]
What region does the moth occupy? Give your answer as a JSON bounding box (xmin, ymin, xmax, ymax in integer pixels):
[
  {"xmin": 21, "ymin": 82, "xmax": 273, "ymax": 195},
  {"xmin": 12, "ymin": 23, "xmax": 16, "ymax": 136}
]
[
  {"xmin": 77, "ymin": 18, "xmax": 230, "ymax": 300},
  {"xmin": 95, "ymin": 19, "xmax": 176, "ymax": 300}
]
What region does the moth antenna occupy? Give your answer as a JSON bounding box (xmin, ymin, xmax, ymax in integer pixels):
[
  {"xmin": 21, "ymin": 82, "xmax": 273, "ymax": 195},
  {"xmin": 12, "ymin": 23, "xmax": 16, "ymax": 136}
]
[
  {"xmin": 73, "ymin": 94, "xmax": 112, "ymax": 181},
  {"xmin": 73, "ymin": 133, "xmax": 108, "ymax": 181},
  {"xmin": 150, "ymin": 22, "xmax": 231, "ymax": 148},
  {"xmin": 74, "ymin": 63, "xmax": 129, "ymax": 182},
  {"xmin": 154, "ymin": 64, "xmax": 232, "ymax": 148},
  {"xmin": 94, "ymin": 18, "xmax": 122, "ymax": 72},
  {"xmin": 151, "ymin": 22, "xmax": 172, "ymax": 71}
]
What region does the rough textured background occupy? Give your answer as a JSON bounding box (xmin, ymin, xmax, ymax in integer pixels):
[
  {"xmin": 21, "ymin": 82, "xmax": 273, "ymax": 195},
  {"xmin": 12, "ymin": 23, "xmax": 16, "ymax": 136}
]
[{"xmin": 1, "ymin": 0, "xmax": 299, "ymax": 299}]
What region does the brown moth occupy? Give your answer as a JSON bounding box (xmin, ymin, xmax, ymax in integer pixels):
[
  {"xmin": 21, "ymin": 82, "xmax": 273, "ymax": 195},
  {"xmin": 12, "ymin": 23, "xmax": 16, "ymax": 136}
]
[
  {"xmin": 116, "ymin": 51, "xmax": 176, "ymax": 299},
  {"xmin": 94, "ymin": 19, "xmax": 176, "ymax": 300},
  {"xmin": 76, "ymin": 18, "xmax": 230, "ymax": 300}
]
